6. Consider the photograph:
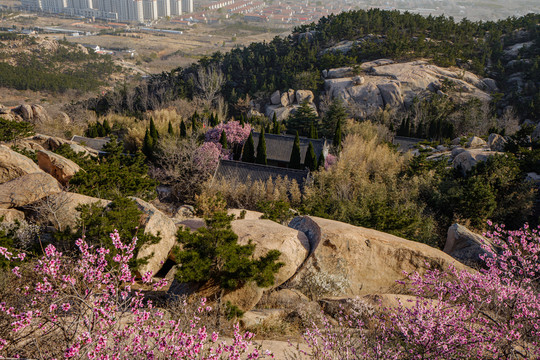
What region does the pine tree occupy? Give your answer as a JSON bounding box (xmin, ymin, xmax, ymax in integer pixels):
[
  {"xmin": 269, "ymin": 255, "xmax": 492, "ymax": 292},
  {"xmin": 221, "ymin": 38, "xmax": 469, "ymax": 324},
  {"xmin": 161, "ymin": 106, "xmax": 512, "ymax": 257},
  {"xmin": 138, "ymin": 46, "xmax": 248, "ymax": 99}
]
[
  {"xmin": 289, "ymin": 131, "xmax": 302, "ymax": 169},
  {"xmin": 256, "ymin": 129, "xmax": 267, "ymax": 165},
  {"xmin": 322, "ymin": 98, "xmax": 347, "ymax": 137},
  {"xmin": 180, "ymin": 120, "xmax": 187, "ymax": 137},
  {"xmin": 142, "ymin": 128, "xmax": 154, "ymax": 158},
  {"xmin": 149, "ymin": 118, "xmax": 159, "ymax": 142},
  {"xmin": 333, "ymin": 119, "xmax": 342, "ymax": 149},
  {"xmin": 286, "ymin": 100, "xmax": 318, "ymax": 137},
  {"xmin": 304, "ymin": 141, "xmax": 317, "ymax": 171},
  {"xmin": 174, "ymin": 211, "xmax": 284, "ymax": 317},
  {"xmin": 168, "ymin": 121, "xmax": 174, "ymax": 136},
  {"xmin": 219, "ymin": 130, "xmax": 228, "ymax": 149},
  {"xmin": 241, "ymin": 132, "xmax": 255, "ymax": 163},
  {"xmin": 309, "ymin": 122, "xmax": 318, "ymax": 139}
]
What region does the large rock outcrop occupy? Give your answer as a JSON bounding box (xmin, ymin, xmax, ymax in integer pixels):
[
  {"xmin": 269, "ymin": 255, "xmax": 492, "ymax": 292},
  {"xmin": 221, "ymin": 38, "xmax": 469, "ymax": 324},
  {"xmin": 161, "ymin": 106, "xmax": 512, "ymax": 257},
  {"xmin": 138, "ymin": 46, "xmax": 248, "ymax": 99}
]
[
  {"xmin": 323, "ymin": 60, "xmax": 492, "ymax": 117},
  {"xmin": 35, "ymin": 192, "xmax": 110, "ymax": 230},
  {"xmin": 130, "ymin": 197, "xmax": 178, "ymax": 277},
  {"xmin": 452, "ymin": 149, "xmax": 503, "ymax": 175},
  {"xmin": 266, "ymin": 89, "xmax": 318, "ymax": 121},
  {"xmin": 168, "ymin": 219, "xmax": 310, "ymax": 312},
  {"xmin": 0, "ymin": 145, "xmax": 43, "ymax": 184},
  {"xmin": 287, "ymin": 216, "xmax": 469, "ymax": 299},
  {"xmin": 37, "ymin": 150, "xmax": 81, "ymax": 186},
  {"xmin": 221, "ymin": 219, "xmax": 310, "ymax": 311},
  {"xmin": 0, "ymin": 173, "xmax": 62, "ymax": 208},
  {"xmin": 443, "ymin": 224, "xmax": 495, "ymax": 267},
  {"xmin": 0, "ymin": 208, "xmax": 25, "ymax": 223}
]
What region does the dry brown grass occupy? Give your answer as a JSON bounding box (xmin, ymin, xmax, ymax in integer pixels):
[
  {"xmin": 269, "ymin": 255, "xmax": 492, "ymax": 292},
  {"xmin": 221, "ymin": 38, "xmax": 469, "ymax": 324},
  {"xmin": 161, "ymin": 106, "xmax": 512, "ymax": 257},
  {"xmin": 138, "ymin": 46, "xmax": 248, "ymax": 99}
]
[{"xmin": 200, "ymin": 176, "xmax": 302, "ymax": 212}]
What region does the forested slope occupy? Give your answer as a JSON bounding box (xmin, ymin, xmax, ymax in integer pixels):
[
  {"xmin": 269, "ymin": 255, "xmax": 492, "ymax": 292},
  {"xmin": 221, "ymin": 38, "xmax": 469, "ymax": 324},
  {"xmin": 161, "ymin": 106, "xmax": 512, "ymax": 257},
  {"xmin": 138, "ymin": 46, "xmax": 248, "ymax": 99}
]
[{"xmin": 89, "ymin": 10, "xmax": 540, "ymax": 120}]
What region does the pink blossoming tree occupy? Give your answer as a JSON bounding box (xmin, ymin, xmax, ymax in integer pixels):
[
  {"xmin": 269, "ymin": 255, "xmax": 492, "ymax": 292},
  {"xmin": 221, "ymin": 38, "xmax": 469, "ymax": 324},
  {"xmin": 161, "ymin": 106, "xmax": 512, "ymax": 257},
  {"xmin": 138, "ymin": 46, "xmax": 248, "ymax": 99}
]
[
  {"xmin": 0, "ymin": 232, "xmax": 272, "ymax": 359},
  {"xmin": 298, "ymin": 222, "xmax": 540, "ymax": 359}
]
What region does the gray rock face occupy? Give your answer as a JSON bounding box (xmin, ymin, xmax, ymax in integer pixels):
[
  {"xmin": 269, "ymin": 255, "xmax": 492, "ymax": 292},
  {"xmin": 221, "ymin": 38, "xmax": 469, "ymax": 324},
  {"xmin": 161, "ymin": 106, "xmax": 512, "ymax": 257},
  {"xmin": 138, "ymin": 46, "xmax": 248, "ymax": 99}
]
[
  {"xmin": 0, "ymin": 173, "xmax": 62, "ymax": 208},
  {"xmin": 287, "ymin": 89, "xmax": 295, "ymax": 105},
  {"xmin": 324, "ymin": 78, "xmax": 354, "ymax": 97},
  {"xmin": 482, "ymin": 78, "xmax": 499, "ymax": 92},
  {"xmin": 265, "ymin": 105, "xmax": 293, "ymax": 122},
  {"xmin": 466, "ymin": 136, "xmax": 487, "ymax": 148},
  {"xmin": 0, "ymin": 145, "xmax": 43, "ymax": 184},
  {"xmin": 295, "ymin": 90, "xmax": 314, "ymax": 104},
  {"xmin": 347, "ymin": 83, "xmax": 384, "ymax": 114},
  {"xmin": 270, "ymin": 90, "xmax": 281, "ymax": 105},
  {"xmin": 532, "ymin": 123, "xmax": 540, "ymax": 141},
  {"xmin": 30, "ymin": 104, "xmax": 50, "ymax": 124},
  {"xmin": 13, "ymin": 105, "xmax": 33, "ymax": 122},
  {"xmin": 377, "ymin": 82, "xmax": 403, "ymax": 108},
  {"xmin": 443, "ymin": 224, "xmax": 495, "ymax": 267},
  {"xmin": 453, "ymin": 149, "xmax": 502, "ymax": 175},
  {"xmin": 488, "ymin": 133, "xmax": 507, "ymax": 152},
  {"xmin": 326, "ymin": 67, "xmax": 354, "ymax": 79},
  {"xmin": 324, "ymin": 60, "xmax": 491, "ymax": 117}
]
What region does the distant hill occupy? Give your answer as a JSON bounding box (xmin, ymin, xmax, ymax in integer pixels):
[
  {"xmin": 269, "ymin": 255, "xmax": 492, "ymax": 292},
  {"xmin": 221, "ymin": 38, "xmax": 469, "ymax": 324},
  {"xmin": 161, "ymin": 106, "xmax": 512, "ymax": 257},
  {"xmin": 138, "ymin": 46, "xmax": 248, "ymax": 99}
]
[
  {"xmin": 89, "ymin": 10, "xmax": 539, "ymax": 121},
  {"xmin": 0, "ymin": 33, "xmax": 120, "ymax": 93}
]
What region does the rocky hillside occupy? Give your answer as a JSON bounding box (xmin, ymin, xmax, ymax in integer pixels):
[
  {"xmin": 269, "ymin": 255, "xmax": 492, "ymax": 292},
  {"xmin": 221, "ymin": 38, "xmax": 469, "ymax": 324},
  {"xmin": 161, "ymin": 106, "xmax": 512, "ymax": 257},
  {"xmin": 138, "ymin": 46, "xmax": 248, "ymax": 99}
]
[{"xmin": 0, "ymin": 33, "xmax": 120, "ymax": 93}]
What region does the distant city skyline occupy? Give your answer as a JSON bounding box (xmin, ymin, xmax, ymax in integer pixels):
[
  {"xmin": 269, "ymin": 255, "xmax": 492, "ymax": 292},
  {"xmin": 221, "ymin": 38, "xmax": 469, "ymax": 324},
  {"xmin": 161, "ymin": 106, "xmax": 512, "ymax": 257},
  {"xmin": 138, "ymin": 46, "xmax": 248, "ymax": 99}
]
[{"xmin": 20, "ymin": 0, "xmax": 194, "ymax": 21}]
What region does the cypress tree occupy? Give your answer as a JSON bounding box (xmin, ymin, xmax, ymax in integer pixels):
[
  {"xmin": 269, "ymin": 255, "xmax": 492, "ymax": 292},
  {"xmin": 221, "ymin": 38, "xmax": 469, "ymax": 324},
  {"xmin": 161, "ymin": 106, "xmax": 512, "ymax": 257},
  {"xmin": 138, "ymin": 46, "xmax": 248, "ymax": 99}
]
[
  {"xmin": 149, "ymin": 118, "xmax": 159, "ymax": 142},
  {"xmin": 142, "ymin": 128, "xmax": 154, "ymax": 158},
  {"xmin": 333, "ymin": 119, "xmax": 342, "ymax": 149},
  {"xmin": 272, "ymin": 112, "xmax": 277, "ymax": 124},
  {"xmin": 191, "ymin": 114, "xmax": 199, "ymax": 132},
  {"xmin": 219, "ymin": 130, "xmax": 228, "ymax": 149},
  {"xmin": 102, "ymin": 119, "xmax": 112, "ymax": 134},
  {"xmin": 289, "ymin": 131, "xmax": 302, "ymax": 169},
  {"xmin": 309, "ymin": 122, "xmax": 318, "ymax": 139},
  {"xmin": 97, "ymin": 122, "xmax": 105, "ymax": 137},
  {"xmin": 317, "ymin": 153, "xmax": 325, "ymax": 170},
  {"xmin": 242, "ymin": 132, "xmax": 255, "ymax": 163},
  {"xmin": 239, "ymin": 114, "xmax": 245, "ymax": 127},
  {"xmin": 256, "ymin": 129, "xmax": 267, "ymax": 165},
  {"xmin": 304, "ymin": 141, "xmax": 317, "ymax": 171},
  {"xmin": 265, "ymin": 123, "xmax": 271, "ymax": 134},
  {"xmin": 272, "ymin": 118, "xmax": 279, "ymax": 134},
  {"xmin": 180, "ymin": 119, "xmax": 187, "ymax": 137},
  {"xmin": 168, "ymin": 120, "xmax": 174, "ymax": 136}
]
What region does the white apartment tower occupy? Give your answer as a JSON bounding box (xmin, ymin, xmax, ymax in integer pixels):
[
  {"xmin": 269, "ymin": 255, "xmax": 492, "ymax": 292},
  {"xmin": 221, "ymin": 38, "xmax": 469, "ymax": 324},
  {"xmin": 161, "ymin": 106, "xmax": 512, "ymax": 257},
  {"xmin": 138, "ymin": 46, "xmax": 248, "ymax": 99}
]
[
  {"xmin": 21, "ymin": 0, "xmax": 192, "ymax": 21},
  {"xmin": 170, "ymin": 0, "xmax": 181, "ymax": 15},
  {"xmin": 181, "ymin": 0, "xmax": 192, "ymax": 13}
]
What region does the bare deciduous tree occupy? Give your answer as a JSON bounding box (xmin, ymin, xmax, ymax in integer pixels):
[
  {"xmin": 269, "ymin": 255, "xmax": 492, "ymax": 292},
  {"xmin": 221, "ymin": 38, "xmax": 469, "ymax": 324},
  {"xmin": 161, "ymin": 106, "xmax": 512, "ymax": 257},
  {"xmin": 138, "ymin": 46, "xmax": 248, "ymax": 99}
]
[
  {"xmin": 194, "ymin": 65, "xmax": 225, "ymax": 104},
  {"xmin": 150, "ymin": 137, "xmax": 214, "ymax": 204}
]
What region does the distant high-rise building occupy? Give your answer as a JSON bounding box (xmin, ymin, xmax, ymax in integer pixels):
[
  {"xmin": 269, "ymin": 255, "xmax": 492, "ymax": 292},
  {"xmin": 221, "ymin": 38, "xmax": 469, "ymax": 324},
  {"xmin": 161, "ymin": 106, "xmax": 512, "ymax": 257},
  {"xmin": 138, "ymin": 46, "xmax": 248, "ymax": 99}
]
[
  {"xmin": 170, "ymin": 0, "xmax": 181, "ymax": 15},
  {"xmin": 181, "ymin": 0, "xmax": 192, "ymax": 13},
  {"xmin": 20, "ymin": 0, "xmax": 191, "ymax": 21}
]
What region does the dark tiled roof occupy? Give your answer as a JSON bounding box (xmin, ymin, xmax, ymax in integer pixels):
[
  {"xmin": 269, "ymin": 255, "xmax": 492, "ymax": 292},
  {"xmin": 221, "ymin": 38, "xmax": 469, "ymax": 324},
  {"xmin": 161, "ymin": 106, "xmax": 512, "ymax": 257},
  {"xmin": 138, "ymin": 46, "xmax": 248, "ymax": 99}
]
[
  {"xmin": 252, "ymin": 132, "xmax": 326, "ymax": 163},
  {"xmin": 71, "ymin": 136, "xmax": 110, "ymax": 151},
  {"xmin": 215, "ymin": 160, "xmax": 310, "ymax": 187},
  {"xmin": 392, "ymin": 136, "xmax": 424, "ymax": 152}
]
